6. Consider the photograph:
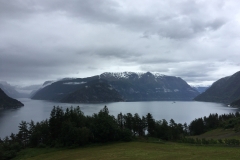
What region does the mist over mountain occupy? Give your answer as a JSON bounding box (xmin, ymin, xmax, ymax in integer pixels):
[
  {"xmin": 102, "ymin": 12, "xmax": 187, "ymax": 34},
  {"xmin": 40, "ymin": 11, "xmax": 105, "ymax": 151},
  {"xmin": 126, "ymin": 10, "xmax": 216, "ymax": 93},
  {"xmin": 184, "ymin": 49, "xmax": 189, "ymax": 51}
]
[
  {"xmin": 32, "ymin": 76, "xmax": 99, "ymax": 101},
  {"xmin": 192, "ymin": 86, "xmax": 210, "ymax": 94},
  {"xmin": 194, "ymin": 71, "xmax": 240, "ymax": 104},
  {"xmin": 32, "ymin": 72, "xmax": 199, "ymax": 102},
  {"xmin": 0, "ymin": 81, "xmax": 29, "ymax": 98},
  {"xmin": 16, "ymin": 84, "xmax": 42, "ymax": 93}
]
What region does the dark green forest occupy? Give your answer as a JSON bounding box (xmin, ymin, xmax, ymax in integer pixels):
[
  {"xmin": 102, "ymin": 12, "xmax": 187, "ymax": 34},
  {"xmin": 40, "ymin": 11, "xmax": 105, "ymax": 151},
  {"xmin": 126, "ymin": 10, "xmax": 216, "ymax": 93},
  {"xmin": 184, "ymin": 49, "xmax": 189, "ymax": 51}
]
[{"xmin": 1, "ymin": 106, "xmax": 240, "ymax": 160}]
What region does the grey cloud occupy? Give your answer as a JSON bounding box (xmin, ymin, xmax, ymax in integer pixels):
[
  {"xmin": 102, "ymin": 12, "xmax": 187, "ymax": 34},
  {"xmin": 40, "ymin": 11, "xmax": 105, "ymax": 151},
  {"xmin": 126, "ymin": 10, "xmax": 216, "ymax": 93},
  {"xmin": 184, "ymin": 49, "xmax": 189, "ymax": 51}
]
[
  {"xmin": 138, "ymin": 60, "xmax": 221, "ymax": 85},
  {"xmin": 0, "ymin": 0, "xmax": 40, "ymax": 20},
  {"xmin": 140, "ymin": 66, "xmax": 170, "ymax": 73},
  {"xmin": 137, "ymin": 57, "xmax": 183, "ymax": 64},
  {"xmin": 173, "ymin": 70, "xmax": 210, "ymax": 79},
  {"xmin": 0, "ymin": 43, "xmax": 143, "ymax": 85},
  {"xmin": 140, "ymin": 31, "xmax": 151, "ymax": 39},
  {"xmin": 94, "ymin": 48, "xmax": 141, "ymax": 60},
  {"xmin": 207, "ymin": 18, "xmax": 226, "ymax": 30},
  {"xmin": 40, "ymin": 0, "xmax": 120, "ymax": 23},
  {"xmin": 73, "ymin": 46, "xmax": 143, "ymax": 62},
  {"xmin": 0, "ymin": 0, "xmax": 228, "ymax": 40},
  {"xmin": 0, "ymin": 0, "xmax": 120, "ymax": 23},
  {"xmin": 1, "ymin": 0, "xmax": 240, "ymax": 87},
  {"xmin": 148, "ymin": 0, "xmax": 228, "ymax": 39},
  {"xmin": 155, "ymin": 16, "xmax": 227, "ymax": 39}
]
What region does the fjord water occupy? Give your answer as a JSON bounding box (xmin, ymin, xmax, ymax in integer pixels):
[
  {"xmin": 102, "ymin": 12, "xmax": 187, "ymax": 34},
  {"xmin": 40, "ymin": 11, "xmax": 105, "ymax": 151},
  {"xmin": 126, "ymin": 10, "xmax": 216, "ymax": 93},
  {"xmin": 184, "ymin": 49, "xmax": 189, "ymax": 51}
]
[{"xmin": 0, "ymin": 98, "xmax": 239, "ymax": 138}]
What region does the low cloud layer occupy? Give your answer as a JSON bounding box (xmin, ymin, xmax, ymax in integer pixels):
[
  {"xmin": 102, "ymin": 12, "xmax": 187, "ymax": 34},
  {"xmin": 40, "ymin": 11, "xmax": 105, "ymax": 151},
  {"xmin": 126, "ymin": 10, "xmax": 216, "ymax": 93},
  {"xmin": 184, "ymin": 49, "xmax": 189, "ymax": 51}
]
[{"xmin": 1, "ymin": 0, "xmax": 240, "ymax": 86}]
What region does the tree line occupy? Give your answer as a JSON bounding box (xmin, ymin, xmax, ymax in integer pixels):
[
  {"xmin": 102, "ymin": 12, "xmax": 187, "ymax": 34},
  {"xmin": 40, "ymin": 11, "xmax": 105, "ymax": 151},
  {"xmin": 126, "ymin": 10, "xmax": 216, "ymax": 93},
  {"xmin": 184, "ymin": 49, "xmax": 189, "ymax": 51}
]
[
  {"xmin": 188, "ymin": 112, "xmax": 240, "ymax": 135},
  {"xmin": 0, "ymin": 106, "xmax": 239, "ymax": 159}
]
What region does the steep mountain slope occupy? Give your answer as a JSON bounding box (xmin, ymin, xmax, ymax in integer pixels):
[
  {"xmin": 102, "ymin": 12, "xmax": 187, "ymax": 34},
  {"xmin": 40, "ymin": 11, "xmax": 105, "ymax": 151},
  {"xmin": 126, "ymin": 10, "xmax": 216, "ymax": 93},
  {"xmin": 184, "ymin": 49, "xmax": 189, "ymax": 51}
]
[
  {"xmin": 32, "ymin": 76, "xmax": 99, "ymax": 101},
  {"xmin": 194, "ymin": 71, "xmax": 240, "ymax": 103},
  {"xmin": 100, "ymin": 72, "xmax": 199, "ymax": 101},
  {"xmin": 61, "ymin": 80, "xmax": 123, "ymax": 103},
  {"xmin": 230, "ymin": 99, "xmax": 240, "ymax": 107},
  {"xmin": 0, "ymin": 88, "xmax": 24, "ymax": 109},
  {"xmin": 231, "ymin": 98, "xmax": 240, "ymax": 107}
]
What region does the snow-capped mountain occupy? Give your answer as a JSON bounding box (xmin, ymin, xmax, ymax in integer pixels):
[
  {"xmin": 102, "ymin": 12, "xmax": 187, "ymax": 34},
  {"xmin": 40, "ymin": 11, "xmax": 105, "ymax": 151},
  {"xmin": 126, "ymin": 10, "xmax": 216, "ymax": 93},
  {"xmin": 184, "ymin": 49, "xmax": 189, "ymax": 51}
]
[
  {"xmin": 32, "ymin": 72, "xmax": 199, "ymax": 102},
  {"xmin": 100, "ymin": 72, "xmax": 166, "ymax": 80},
  {"xmin": 100, "ymin": 72, "xmax": 199, "ymax": 101}
]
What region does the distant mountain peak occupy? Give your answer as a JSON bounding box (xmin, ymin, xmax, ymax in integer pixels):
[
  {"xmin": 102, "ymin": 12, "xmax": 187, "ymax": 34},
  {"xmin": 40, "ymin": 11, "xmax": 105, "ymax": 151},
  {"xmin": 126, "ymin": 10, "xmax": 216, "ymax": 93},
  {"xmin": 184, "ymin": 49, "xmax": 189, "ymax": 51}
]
[
  {"xmin": 191, "ymin": 84, "xmax": 211, "ymax": 88},
  {"xmin": 100, "ymin": 71, "xmax": 166, "ymax": 80},
  {"xmin": 101, "ymin": 72, "xmax": 143, "ymax": 79},
  {"xmin": 153, "ymin": 72, "xmax": 166, "ymax": 78}
]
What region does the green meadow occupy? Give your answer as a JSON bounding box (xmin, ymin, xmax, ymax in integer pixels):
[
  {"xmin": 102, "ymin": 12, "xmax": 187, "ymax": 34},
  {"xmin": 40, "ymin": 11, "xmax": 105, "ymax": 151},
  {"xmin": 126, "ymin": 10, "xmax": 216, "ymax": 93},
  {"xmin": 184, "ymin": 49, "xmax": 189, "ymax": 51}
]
[{"xmin": 14, "ymin": 141, "xmax": 240, "ymax": 160}]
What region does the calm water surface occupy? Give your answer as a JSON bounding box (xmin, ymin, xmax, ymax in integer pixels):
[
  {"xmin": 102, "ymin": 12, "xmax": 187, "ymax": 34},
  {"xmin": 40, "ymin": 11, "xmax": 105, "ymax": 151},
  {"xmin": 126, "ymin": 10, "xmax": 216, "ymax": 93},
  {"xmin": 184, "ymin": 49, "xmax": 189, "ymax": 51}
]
[{"xmin": 0, "ymin": 98, "xmax": 239, "ymax": 138}]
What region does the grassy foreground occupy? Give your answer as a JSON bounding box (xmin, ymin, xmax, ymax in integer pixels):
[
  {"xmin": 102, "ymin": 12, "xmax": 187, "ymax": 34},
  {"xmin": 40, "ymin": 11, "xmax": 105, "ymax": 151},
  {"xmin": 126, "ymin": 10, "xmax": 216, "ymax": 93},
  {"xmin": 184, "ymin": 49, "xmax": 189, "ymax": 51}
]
[{"xmin": 14, "ymin": 141, "xmax": 240, "ymax": 160}]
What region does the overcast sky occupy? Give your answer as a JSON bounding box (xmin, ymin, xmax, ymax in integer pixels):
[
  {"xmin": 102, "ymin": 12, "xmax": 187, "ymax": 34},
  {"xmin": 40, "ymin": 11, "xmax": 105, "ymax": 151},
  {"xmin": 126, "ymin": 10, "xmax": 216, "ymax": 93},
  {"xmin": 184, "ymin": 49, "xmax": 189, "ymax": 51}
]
[{"xmin": 1, "ymin": 0, "xmax": 240, "ymax": 87}]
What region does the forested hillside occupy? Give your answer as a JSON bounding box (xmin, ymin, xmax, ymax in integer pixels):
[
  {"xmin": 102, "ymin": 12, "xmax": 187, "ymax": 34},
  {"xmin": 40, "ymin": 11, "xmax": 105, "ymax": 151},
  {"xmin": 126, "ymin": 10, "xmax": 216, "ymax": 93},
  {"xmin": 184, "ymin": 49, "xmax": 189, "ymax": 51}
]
[
  {"xmin": 194, "ymin": 71, "xmax": 240, "ymax": 103},
  {"xmin": 61, "ymin": 80, "xmax": 123, "ymax": 103}
]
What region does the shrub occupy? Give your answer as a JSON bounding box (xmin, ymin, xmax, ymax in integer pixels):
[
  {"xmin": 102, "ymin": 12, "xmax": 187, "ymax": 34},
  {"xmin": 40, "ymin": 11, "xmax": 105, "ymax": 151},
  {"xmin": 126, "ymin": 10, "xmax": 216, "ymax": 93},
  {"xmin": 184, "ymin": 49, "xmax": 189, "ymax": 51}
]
[{"xmin": 38, "ymin": 143, "xmax": 47, "ymax": 148}]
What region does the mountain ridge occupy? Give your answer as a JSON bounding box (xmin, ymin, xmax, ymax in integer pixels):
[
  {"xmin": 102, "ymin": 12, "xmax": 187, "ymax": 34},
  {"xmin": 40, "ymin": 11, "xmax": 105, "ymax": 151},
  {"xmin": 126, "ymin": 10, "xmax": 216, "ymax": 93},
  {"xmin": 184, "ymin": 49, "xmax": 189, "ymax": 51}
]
[
  {"xmin": 194, "ymin": 71, "xmax": 240, "ymax": 103},
  {"xmin": 99, "ymin": 72, "xmax": 199, "ymax": 101},
  {"xmin": 32, "ymin": 71, "xmax": 199, "ymax": 102},
  {"xmin": 100, "ymin": 72, "xmax": 166, "ymax": 80}
]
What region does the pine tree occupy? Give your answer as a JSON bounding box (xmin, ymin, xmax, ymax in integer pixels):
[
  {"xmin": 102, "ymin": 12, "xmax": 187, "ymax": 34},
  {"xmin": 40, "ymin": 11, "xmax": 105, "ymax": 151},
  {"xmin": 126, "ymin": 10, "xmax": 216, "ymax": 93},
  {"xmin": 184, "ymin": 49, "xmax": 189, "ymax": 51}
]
[
  {"xmin": 146, "ymin": 113, "xmax": 155, "ymax": 136},
  {"xmin": 17, "ymin": 121, "xmax": 29, "ymax": 147}
]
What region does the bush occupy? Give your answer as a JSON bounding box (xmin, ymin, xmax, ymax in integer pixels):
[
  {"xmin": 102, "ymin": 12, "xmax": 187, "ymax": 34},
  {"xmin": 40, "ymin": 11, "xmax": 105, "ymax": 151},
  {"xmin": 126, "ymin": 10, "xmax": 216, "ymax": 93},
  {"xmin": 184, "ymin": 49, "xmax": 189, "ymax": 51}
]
[
  {"xmin": 218, "ymin": 139, "xmax": 223, "ymax": 144},
  {"xmin": 201, "ymin": 138, "xmax": 209, "ymax": 145},
  {"xmin": 209, "ymin": 139, "xmax": 217, "ymax": 144},
  {"xmin": 38, "ymin": 143, "xmax": 47, "ymax": 148},
  {"xmin": 10, "ymin": 142, "xmax": 21, "ymax": 152},
  {"xmin": 224, "ymin": 139, "xmax": 240, "ymax": 145},
  {"xmin": 195, "ymin": 138, "xmax": 202, "ymax": 144},
  {"xmin": 2, "ymin": 150, "xmax": 17, "ymax": 160}
]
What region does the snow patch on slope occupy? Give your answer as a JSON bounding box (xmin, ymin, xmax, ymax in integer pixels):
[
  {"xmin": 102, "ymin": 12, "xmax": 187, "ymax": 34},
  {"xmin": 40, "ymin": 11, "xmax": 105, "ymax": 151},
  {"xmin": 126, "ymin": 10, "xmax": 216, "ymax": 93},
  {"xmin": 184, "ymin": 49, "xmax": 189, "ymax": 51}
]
[
  {"xmin": 63, "ymin": 82, "xmax": 86, "ymax": 85},
  {"xmin": 101, "ymin": 72, "xmax": 144, "ymax": 79},
  {"xmin": 101, "ymin": 72, "xmax": 166, "ymax": 79}
]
